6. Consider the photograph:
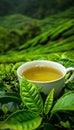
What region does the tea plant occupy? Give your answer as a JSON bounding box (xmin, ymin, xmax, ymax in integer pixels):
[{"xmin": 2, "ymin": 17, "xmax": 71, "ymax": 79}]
[{"xmin": 0, "ymin": 78, "xmax": 74, "ymax": 130}]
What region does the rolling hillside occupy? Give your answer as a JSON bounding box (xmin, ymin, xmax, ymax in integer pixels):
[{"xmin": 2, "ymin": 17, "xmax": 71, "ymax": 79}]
[{"xmin": 0, "ymin": 7, "xmax": 74, "ymax": 63}]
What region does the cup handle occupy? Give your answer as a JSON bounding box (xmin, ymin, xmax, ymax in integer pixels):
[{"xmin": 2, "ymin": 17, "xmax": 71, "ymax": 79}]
[{"xmin": 66, "ymin": 67, "xmax": 74, "ymax": 84}]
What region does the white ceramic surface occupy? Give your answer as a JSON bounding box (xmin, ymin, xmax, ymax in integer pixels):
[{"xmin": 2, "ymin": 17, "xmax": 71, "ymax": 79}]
[{"xmin": 17, "ymin": 60, "xmax": 74, "ymax": 97}]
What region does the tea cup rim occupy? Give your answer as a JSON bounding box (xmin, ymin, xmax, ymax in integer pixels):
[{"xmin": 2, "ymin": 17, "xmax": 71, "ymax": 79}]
[{"xmin": 17, "ymin": 60, "xmax": 66, "ymax": 83}]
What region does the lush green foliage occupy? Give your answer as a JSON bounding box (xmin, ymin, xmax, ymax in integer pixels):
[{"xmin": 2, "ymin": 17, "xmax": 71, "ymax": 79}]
[
  {"xmin": 0, "ymin": 7, "xmax": 74, "ymax": 54},
  {"xmin": 0, "ymin": 5, "xmax": 74, "ymax": 130},
  {"xmin": 0, "ymin": 78, "xmax": 74, "ymax": 130}
]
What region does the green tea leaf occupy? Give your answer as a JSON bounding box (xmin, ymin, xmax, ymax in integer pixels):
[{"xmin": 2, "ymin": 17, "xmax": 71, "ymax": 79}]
[
  {"xmin": 2, "ymin": 105, "xmax": 8, "ymax": 114},
  {"xmin": 20, "ymin": 78, "xmax": 43, "ymax": 113},
  {"xmin": 60, "ymin": 121, "xmax": 71, "ymax": 129},
  {"xmin": 44, "ymin": 89, "xmax": 54, "ymax": 115},
  {"xmin": 0, "ymin": 94, "xmax": 21, "ymax": 104},
  {"xmin": 51, "ymin": 91, "xmax": 74, "ymax": 115},
  {"xmin": 0, "ymin": 109, "xmax": 42, "ymax": 130}
]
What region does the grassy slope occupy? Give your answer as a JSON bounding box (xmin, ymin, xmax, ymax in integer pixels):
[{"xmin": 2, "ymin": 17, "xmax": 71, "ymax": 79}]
[
  {"xmin": 0, "ymin": 8, "xmax": 74, "ymax": 64},
  {"xmin": 0, "ymin": 20, "xmax": 74, "ymax": 63}
]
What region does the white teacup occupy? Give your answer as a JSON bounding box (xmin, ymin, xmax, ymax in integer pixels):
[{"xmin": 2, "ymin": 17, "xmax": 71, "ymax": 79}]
[{"xmin": 17, "ymin": 60, "xmax": 74, "ymax": 97}]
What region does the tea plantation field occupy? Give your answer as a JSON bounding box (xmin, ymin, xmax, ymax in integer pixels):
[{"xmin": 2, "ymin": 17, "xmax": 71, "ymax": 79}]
[{"xmin": 0, "ymin": 7, "xmax": 74, "ymax": 130}]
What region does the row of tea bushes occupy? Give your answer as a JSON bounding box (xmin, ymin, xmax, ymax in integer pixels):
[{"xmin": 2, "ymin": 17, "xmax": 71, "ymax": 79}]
[
  {"xmin": 50, "ymin": 20, "xmax": 73, "ymax": 40},
  {"xmin": 19, "ymin": 20, "xmax": 73, "ymax": 51},
  {"xmin": 0, "ymin": 35, "xmax": 74, "ymax": 63}
]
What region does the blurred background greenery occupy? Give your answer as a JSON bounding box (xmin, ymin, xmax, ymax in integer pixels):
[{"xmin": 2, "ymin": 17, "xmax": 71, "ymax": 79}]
[{"xmin": 0, "ymin": 0, "xmax": 74, "ymax": 65}]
